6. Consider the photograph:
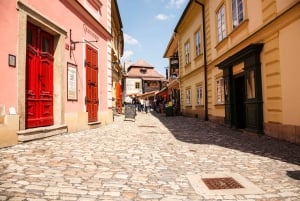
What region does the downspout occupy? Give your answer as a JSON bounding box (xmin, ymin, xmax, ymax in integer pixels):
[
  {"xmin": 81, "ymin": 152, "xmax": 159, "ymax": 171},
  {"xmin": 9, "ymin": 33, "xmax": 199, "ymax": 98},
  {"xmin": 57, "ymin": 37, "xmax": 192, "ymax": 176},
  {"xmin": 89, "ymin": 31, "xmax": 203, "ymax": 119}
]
[{"xmin": 194, "ymin": 0, "xmax": 208, "ymax": 121}]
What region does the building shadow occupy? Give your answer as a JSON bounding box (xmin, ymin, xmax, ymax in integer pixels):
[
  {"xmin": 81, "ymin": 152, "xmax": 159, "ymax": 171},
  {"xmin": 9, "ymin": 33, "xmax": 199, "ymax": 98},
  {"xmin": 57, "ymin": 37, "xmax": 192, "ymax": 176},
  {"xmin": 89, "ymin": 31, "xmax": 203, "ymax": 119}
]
[{"xmin": 151, "ymin": 112, "xmax": 300, "ymax": 166}]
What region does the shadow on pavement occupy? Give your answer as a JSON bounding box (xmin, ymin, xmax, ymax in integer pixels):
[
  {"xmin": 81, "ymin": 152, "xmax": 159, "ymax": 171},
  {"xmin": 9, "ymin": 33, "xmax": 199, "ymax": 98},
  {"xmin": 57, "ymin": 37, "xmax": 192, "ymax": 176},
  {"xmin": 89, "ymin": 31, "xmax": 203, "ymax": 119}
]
[
  {"xmin": 151, "ymin": 112, "xmax": 300, "ymax": 166},
  {"xmin": 286, "ymin": 170, "xmax": 300, "ymax": 180}
]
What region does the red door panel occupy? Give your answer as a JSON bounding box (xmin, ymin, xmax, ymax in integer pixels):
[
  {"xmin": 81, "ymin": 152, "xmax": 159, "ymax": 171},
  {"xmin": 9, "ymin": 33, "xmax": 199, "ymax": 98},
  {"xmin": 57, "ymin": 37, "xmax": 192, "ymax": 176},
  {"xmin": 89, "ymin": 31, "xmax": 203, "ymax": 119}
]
[
  {"xmin": 26, "ymin": 22, "xmax": 54, "ymax": 128},
  {"xmin": 115, "ymin": 83, "xmax": 122, "ymax": 113},
  {"xmin": 86, "ymin": 45, "xmax": 99, "ymax": 122}
]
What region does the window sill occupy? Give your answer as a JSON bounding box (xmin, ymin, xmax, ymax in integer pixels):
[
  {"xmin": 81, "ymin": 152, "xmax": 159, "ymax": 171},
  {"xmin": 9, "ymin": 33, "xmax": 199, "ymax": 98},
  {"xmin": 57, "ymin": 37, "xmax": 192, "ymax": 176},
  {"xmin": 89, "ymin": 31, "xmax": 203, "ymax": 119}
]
[
  {"xmin": 229, "ymin": 19, "xmax": 249, "ymax": 37},
  {"xmin": 194, "ymin": 53, "xmax": 203, "ymax": 61},
  {"xmin": 215, "ymin": 36, "xmax": 229, "ymax": 51},
  {"xmin": 184, "ymin": 63, "xmax": 191, "ymax": 68}
]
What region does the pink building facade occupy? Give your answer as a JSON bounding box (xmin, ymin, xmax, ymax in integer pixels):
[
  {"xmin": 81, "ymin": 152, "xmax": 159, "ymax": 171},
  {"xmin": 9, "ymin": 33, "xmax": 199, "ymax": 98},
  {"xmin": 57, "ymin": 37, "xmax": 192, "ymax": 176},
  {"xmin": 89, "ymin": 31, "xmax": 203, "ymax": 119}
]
[{"xmin": 0, "ymin": 0, "xmax": 114, "ymax": 148}]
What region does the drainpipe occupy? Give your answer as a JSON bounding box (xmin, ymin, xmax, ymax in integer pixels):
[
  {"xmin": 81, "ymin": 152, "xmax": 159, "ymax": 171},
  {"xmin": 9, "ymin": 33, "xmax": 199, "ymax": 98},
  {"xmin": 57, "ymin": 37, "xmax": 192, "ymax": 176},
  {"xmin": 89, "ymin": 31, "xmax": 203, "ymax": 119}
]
[{"xmin": 194, "ymin": 0, "xmax": 208, "ymax": 121}]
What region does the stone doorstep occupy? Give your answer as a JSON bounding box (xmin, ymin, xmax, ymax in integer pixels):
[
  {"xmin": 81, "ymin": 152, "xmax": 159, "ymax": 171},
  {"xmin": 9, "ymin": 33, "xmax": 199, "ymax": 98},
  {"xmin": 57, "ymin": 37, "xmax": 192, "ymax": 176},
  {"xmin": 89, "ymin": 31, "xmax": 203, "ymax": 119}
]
[
  {"xmin": 188, "ymin": 172, "xmax": 265, "ymax": 196},
  {"xmin": 17, "ymin": 124, "xmax": 68, "ymax": 142},
  {"xmin": 88, "ymin": 121, "xmax": 102, "ymax": 130}
]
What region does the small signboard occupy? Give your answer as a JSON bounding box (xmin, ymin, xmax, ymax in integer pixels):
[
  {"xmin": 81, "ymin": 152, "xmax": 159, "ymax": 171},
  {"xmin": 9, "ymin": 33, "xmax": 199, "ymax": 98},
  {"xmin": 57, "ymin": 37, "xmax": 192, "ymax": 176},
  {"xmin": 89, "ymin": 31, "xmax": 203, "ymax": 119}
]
[
  {"xmin": 170, "ymin": 57, "xmax": 179, "ymax": 77},
  {"xmin": 124, "ymin": 104, "xmax": 136, "ymax": 121}
]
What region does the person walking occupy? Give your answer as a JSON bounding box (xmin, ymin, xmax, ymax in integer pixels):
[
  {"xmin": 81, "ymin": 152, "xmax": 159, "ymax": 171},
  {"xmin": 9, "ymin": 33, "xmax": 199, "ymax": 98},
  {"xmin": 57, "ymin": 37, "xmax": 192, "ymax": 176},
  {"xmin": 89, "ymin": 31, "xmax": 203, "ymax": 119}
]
[
  {"xmin": 140, "ymin": 98, "xmax": 144, "ymax": 112},
  {"xmin": 145, "ymin": 98, "xmax": 150, "ymax": 114}
]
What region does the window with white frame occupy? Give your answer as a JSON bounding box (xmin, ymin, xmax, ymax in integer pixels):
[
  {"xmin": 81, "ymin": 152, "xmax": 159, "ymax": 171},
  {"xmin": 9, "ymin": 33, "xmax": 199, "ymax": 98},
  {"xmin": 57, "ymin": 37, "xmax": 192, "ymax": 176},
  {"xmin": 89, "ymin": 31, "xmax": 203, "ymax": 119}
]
[
  {"xmin": 186, "ymin": 88, "xmax": 191, "ymax": 105},
  {"xmin": 196, "ymin": 85, "xmax": 203, "ymax": 105},
  {"xmin": 232, "ymin": 0, "xmax": 244, "ymax": 28},
  {"xmin": 216, "ymin": 78, "xmax": 225, "ymax": 104},
  {"xmin": 217, "ymin": 5, "xmax": 226, "ymax": 42},
  {"xmin": 195, "ymin": 30, "xmax": 201, "ymax": 57},
  {"xmin": 184, "ymin": 41, "xmax": 190, "ymax": 64}
]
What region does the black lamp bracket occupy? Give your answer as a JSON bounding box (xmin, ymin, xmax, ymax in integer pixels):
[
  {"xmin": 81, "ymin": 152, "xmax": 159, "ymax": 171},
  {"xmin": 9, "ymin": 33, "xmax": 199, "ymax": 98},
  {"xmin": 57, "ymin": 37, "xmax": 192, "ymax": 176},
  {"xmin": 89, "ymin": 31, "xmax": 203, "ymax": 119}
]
[{"xmin": 69, "ymin": 29, "xmax": 98, "ymax": 58}]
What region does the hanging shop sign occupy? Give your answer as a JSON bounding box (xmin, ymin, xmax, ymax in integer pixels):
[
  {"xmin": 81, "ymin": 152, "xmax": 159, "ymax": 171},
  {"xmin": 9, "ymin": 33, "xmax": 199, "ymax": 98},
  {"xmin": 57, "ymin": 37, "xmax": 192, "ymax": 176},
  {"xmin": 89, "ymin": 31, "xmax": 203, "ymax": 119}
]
[{"xmin": 170, "ymin": 57, "xmax": 179, "ymax": 77}]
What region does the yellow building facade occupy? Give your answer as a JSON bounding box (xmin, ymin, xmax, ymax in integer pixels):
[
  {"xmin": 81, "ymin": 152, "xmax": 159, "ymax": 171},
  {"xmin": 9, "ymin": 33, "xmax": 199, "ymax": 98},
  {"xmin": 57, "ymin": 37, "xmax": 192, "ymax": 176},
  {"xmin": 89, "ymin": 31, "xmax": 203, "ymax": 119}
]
[
  {"xmin": 111, "ymin": 0, "xmax": 124, "ymax": 115},
  {"xmin": 165, "ymin": 0, "xmax": 300, "ymax": 144}
]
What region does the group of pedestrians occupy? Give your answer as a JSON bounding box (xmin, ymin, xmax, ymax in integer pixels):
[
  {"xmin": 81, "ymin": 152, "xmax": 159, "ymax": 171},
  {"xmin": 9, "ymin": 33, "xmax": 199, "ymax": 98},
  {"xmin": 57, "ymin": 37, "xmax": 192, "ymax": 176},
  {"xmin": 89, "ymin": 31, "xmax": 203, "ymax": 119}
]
[
  {"xmin": 134, "ymin": 97, "xmax": 150, "ymax": 113},
  {"xmin": 124, "ymin": 95, "xmax": 150, "ymax": 113}
]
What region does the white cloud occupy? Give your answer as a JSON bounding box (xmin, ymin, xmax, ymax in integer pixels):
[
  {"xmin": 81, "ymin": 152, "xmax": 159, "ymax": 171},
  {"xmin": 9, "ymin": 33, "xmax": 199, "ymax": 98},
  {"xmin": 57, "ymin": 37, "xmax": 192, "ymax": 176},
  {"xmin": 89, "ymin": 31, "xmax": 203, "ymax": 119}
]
[
  {"xmin": 122, "ymin": 50, "xmax": 134, "ymax": 60},
  {"xmin": 165, "ymin": 0, "xmax": 186, "ymax": 8},
  {"xmin": 124, "ymin": 33, "xmax": 139, "ymax": 45},
  {"xmin": 155, "ymin": 14, "xmax": 169, "ymax": 20}
]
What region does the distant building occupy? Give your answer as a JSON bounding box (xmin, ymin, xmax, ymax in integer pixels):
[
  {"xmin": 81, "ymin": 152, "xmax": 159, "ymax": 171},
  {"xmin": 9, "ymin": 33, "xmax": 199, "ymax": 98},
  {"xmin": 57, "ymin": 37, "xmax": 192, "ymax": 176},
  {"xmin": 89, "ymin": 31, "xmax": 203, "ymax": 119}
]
[{"xmin": 123, "ymin": 59, "xmax": 166, "ymax": 99}]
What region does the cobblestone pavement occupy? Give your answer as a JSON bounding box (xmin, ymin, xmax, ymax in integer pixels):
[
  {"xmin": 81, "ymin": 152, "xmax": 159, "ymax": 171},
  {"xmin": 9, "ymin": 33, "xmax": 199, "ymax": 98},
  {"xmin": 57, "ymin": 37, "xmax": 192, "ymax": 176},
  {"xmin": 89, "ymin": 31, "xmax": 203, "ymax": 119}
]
[{"xmin": 0, "ymin": 112, "xmax": 299, "ymax": 201}]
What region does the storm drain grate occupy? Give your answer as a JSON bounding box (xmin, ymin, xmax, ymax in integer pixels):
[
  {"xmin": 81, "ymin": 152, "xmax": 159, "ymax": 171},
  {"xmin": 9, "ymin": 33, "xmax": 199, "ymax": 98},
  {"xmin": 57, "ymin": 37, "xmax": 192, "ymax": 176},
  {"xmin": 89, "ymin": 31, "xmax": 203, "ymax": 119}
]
[{"xmin": 202, "ymin": 177, "xmax": 244, "ymax": 190}]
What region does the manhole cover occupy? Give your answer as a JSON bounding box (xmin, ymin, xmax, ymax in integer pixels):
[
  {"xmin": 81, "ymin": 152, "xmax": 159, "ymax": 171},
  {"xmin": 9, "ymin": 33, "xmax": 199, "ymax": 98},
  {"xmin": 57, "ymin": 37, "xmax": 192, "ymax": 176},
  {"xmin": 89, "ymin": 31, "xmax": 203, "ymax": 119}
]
[{"xmin": 202, "ymin": 177, "xmax": 244, "ymax": 190}]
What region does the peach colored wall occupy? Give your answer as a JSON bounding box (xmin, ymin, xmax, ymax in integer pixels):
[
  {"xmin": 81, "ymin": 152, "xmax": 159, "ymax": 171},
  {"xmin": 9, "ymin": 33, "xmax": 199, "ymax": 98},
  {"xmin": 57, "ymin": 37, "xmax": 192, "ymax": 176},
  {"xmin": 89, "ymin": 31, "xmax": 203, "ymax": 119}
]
[
  {"xmin": 208, "ymin": 0, "xmax": 264, "ymax": 61},
  {"xmin": 177, "ymin": 4, "xmax": 202, "ymax": 77},
  {"xmin": 0, "ymin": 1, "xmax": 18, "ymax": 114},
  {"xmin": 207, "ymin": 0, "xmax": 221, "ymax": 60},
  {"xmin": 277, "ymin": 0, "xmax": 297, "ymax": 13},
  {"xmin": 246, "ymin": 0, "xmax": 263, "ymax": 33},
  {"xmin": 280, "ymin": 19, "xmax": 300, "ymax": 125},
  {"xmin": 77, "ymin": 0, "xmax": 108, "ymax": 27}
]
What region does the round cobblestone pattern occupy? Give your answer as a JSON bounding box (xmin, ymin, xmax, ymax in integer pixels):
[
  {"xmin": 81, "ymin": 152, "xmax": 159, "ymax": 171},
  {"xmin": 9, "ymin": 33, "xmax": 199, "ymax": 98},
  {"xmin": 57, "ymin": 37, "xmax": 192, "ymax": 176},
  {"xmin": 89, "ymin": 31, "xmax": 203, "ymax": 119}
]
[{"xmin": 0, "ymin": 112, "xmax": 299, "ymax": 200}]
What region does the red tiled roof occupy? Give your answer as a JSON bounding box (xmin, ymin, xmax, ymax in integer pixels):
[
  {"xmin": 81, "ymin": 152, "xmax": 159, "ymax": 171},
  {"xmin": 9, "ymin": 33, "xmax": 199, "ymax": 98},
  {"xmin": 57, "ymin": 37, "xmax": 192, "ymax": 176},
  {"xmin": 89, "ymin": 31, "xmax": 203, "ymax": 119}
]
[
  {"xmin": 130, "ymin": 59, "xmax": 153, "ymax": 68},
  {"xmin": 127, "ymin": 67, "xmax": 164, "ymax": 78},
  {"xmin": 126, "ymin": 59, "xmax": 166, "ymax": 80}
]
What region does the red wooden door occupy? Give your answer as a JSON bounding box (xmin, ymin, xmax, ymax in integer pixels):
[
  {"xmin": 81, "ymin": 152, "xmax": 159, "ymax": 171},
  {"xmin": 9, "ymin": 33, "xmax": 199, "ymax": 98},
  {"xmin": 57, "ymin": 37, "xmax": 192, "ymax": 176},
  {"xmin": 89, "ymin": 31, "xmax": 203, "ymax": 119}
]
[
  {"xmin": 85, "ymin": 44, "xmax": 99, "ymax": 122},
  {"xmin": 115, "ymin": 83, "xmax": 122, "ymax": 113},
  {"xmin": 26, "ymin": 22, "xmax": 54, "ymax": 128}
]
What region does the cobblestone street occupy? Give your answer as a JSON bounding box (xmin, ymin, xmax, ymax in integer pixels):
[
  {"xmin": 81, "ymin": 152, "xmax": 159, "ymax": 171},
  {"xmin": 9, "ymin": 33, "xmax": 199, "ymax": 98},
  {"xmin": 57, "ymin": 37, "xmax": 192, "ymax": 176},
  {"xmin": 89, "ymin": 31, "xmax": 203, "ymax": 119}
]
[{"xmin": 0, "ymin": 112, "xmax": 299, "ymax": 201}]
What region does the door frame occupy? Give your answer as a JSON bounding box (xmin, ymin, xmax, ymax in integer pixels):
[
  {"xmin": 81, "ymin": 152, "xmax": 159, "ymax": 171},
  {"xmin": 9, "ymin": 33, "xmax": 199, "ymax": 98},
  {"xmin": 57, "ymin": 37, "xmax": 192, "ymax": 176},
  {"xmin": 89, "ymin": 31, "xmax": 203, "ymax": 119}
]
[
  {"xmin": 26, "ymin": 22, "xmax": 54, "ymax": 128},
  {"xmin": 85, "ymin": 43, "xmax": 99, "ymax": 122},
  {"xmin": 217, "ymin": 43, "xmax": 264, "ymax": 133},
  {"xmin": 17, "ymin": 2, "xmax": 67, "ymax": 130},
  {"xmin": 232, "ymin": 74, "xmax": 246, "ymax": 129}
]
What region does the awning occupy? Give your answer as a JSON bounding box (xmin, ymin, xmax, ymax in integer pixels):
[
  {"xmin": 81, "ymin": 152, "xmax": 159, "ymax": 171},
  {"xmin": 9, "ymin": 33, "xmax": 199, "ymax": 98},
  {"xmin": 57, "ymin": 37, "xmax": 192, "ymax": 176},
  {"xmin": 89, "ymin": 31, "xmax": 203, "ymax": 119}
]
[
  {"xmin": 137, "ymin": 91, "xmax": 157, "ymax": 98},
  {"xmin": 142, "ymin": 77, "xmax": 166, "ymax": 81},
  {"xmin": 155, "ymin": 87, "xmax": 168, "ymax": 96},
  {"xmin": 168, "ymin": 78, "xmax": 179, "ymax": 89}
]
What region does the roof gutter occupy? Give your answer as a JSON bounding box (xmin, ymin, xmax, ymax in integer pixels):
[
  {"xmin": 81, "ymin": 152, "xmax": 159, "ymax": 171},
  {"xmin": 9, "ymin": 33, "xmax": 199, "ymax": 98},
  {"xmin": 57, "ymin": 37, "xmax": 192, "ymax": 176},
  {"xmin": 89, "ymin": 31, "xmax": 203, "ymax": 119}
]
[{"xmin": 194, "ymin": 0, "xmax": 208, "ymax": 121}]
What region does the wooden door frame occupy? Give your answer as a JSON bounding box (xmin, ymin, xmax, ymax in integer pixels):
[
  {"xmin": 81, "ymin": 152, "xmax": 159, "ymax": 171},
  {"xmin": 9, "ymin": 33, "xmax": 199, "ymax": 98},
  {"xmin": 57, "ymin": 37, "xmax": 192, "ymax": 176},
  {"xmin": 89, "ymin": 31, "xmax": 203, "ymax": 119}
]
[
  {"xmin": 26, "ymin": 22, "xmax": 55, "ymax": 128},
  {"xmin": 216, "ymin": 43, "xmax": 264, "ymax": 133},
  {"xmin": 17, "ymin": 4, "xmax": 66, "ymax": 130},
  {"xmin": 85, "ymin": 44, "xmax": 99, "ymax": 122}
]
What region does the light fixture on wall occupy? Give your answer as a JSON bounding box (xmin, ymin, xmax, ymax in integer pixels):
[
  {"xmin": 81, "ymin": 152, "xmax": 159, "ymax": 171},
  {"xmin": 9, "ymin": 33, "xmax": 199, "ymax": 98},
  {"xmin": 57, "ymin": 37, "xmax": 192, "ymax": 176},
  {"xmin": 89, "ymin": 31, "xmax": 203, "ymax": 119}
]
[
  {"xmin": 8, "ymin": 54, "xmax": 16, "ymax": 67},
  {"xmin": 69, "ymin": 29, "xmax": 98, "ymax": 59}
]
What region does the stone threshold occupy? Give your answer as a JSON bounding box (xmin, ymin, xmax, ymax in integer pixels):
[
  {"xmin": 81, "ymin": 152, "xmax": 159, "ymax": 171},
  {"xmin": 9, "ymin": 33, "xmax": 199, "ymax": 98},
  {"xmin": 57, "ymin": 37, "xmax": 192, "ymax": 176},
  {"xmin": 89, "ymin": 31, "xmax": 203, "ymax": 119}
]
[
  {"xmin": 17, "ymin": 124, "xmax": 67, "ymax": 142},
  {"xmin": 88, "ymin": 121, "xmax": 101, "ymax": 126},
  {"xmin": 88, "ymin": 121, "xmax": 102, "ymax": 129}
]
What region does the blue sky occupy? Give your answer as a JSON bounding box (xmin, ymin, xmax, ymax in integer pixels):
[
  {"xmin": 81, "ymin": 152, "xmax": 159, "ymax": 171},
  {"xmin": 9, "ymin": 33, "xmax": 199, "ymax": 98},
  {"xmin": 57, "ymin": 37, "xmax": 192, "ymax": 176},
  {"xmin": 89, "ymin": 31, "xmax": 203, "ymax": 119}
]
[{"xmin": 117, "ymin": 0, "xmax": 188, "ymax": 75}]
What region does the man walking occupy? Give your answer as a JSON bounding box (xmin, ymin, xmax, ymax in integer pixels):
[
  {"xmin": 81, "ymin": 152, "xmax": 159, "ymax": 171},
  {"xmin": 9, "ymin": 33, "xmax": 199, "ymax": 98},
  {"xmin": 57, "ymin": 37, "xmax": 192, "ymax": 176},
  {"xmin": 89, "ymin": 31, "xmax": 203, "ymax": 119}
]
[{"xmin": 145, "ymin": 98, "xmax": 150, "ymax": 114}]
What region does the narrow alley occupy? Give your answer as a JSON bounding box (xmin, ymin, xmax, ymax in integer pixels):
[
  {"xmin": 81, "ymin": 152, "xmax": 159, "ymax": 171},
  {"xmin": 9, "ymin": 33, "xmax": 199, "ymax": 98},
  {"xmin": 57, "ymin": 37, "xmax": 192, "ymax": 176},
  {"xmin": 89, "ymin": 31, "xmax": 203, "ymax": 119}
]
[{"xmin": 0, "ymin": 112, "xmax": 299, "ymax": 201}]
